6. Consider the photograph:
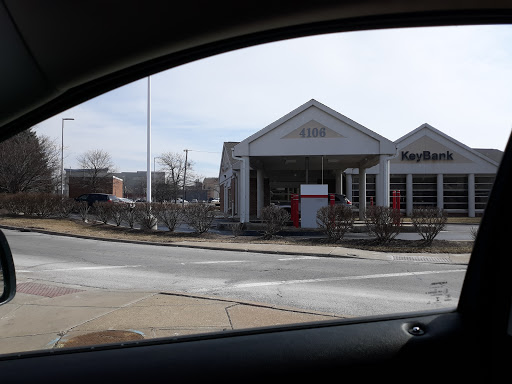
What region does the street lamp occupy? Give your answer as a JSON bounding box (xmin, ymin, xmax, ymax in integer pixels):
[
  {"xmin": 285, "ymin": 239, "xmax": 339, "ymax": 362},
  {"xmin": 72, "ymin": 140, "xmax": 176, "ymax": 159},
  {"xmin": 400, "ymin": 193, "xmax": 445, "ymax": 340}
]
[
  {"xmin": 183, "ymin": 149, "xmax": 189, "ymax": 207},
  {"xmin": 61, "ymin": 118, "xmax": 74, "ymax": 195}
]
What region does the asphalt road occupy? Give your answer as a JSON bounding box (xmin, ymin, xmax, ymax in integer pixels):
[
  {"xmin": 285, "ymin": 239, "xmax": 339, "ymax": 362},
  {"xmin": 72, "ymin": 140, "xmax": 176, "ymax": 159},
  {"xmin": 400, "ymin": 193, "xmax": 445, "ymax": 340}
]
[{"xmin": 6, "ymin": 229, "xmax": 467, "ymax": 317}]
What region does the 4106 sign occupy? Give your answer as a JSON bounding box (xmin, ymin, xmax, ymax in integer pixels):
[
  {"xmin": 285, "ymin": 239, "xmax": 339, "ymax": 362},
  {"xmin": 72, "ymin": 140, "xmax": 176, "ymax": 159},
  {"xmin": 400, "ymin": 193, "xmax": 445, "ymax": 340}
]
[{"xmin": 299, "ymin": 127, "xmax": 326, "ymax": 138}]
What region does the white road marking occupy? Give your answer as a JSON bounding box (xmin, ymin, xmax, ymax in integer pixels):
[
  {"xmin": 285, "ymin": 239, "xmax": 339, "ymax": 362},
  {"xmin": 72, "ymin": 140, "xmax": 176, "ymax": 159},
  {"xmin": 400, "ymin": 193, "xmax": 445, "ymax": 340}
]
[
  {"xmin": 188, "ymin": 260, "xmax": 252, "ymax": 265},
  {"xmin": 278, "ymin": 256, "xmax": 320, "ymax": 261},
  {"xmin": 17, "ymin": 265, "xmax": 141, "ymax": 273},
  {"xmin": 196, "ymin": 269, "xmax": 466, "ymax": 292}
]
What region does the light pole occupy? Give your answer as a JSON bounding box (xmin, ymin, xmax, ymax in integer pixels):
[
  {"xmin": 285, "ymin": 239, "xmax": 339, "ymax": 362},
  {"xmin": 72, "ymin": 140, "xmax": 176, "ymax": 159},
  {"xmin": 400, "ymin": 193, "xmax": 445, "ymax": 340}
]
[
  {"xmin": 61, "ymin": 117, "xmax": 74, "ymax": 196},
  {"xmin": 183, "ymin": 149, "xmax": 188, "ymax": 207}
]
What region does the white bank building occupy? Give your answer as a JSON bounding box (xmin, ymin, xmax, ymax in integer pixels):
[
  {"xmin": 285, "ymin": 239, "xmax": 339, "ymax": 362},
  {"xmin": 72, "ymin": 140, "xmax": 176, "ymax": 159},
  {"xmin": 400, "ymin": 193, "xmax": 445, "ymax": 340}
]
[{"xmin": 219, "ymin": 100, "xmax": 501, "ymax": 222}]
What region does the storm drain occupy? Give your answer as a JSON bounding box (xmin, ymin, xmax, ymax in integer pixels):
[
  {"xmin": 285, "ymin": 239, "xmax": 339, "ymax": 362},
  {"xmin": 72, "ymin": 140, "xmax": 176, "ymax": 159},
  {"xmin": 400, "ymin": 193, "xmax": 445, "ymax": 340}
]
[
  {"xmin": 16, "ymin": 282, "xmax": 84, "ymax": 298},
  {"xmin": 392, "ymin": 255, "xmax": 451, "ymax": 263}
]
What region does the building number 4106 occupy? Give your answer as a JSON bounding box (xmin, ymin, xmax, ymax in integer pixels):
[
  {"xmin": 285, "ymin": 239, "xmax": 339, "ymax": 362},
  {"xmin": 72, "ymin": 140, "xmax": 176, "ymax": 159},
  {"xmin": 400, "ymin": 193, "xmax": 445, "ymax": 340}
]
[{"xmin": 299, "ymin": 127, "xmax": 326, "ymax": 138}]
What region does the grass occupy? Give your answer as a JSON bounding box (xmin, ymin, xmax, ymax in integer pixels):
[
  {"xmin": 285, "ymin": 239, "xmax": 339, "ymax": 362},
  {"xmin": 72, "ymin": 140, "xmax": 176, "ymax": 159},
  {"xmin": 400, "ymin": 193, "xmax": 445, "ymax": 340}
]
[{"xmin": 0, "ymin": 215, "xmax": 474, "ymax": 254}]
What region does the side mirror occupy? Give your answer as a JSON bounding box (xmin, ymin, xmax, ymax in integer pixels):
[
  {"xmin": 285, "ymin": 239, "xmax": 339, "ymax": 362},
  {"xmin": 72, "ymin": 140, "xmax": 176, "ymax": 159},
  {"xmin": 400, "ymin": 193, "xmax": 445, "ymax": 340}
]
[{"xmin": 0, "ymin": 229, "xmax": 16, "ymax": 305}]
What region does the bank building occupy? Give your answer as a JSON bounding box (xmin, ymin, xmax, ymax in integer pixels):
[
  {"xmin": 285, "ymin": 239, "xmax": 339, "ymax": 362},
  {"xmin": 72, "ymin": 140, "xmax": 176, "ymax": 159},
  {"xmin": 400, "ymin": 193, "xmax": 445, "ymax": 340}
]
[{"xmin": 218, "ymin": 99, "xmax": 502, "ymax": 224}]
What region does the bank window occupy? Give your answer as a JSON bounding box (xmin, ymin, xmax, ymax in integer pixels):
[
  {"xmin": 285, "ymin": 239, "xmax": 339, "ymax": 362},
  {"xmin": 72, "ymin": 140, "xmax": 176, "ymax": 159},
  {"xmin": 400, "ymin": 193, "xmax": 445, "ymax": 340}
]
[
  {"xmin": 413, "ymin": 175, "xmax": 437, "ymax": 207},
  {"xmin": 443, "ymin": 175, "xmax": 468, "ymax": 211}
]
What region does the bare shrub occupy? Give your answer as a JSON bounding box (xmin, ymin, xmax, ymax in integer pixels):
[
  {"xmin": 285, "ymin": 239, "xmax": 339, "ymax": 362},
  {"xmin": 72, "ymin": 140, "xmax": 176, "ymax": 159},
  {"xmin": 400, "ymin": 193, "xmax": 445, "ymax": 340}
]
[
  {"xmin": 75, "ymin": 201, "xmax": 90, "ymax": 222},
  {"xmin": 230, "ymin": 222, "xmax": 245, "ymax": 237},
  {"xmin": 183, "ymin": 203, "xmax": 216, "ymax": 234},
  {"xmin": 110, "ymin": 203, "xmax": 125, "ymax": 226},
  {"xmin": 57, "ymin": 197, "xmax": 76, "ymax": 218},
  {"xmin": 411, "ymin": 207, "xmax": 447, "ymax": 245},
  {"xmin": 316, "ymin": 205, "xmax": 354, "ymax": 242},
  {"xmin": 364, "ymin": 206, "xmax": 402, "ymax": 243},
  {"xmin": 122, "ymin": 204, "xmax": 137, "ymax": 229},
  {"xmin": 152, "ymin": 202, "xmax": 182, "ymax": 232},
  {"xmin": 260, "ymin": 205, "xmax": 290, "ymax": 239},
  {"xmin": 93, "ymin": 201, "xmax": 113, "ymax": 224},
  {"xmin": 470, "ymin": 226, "xmax": 478, "ymax": 241},
  {"xmin": 135, "ymin": 202, "xmax": 158, "ymax": 231},
  {"xmin": 3, "ymin": 193, "xmax": 28, "ymax": 215},
  {"xmin": 33, "ymin": 193, "xmax": 59, "ymax": 217}
]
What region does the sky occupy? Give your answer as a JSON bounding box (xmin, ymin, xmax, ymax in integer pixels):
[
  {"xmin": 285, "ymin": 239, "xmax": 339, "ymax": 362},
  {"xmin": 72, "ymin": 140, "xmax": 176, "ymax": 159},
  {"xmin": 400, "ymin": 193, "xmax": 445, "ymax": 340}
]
[{"xmin": 34, "ymin": 25, "xmax": 512, "ymax": 179}]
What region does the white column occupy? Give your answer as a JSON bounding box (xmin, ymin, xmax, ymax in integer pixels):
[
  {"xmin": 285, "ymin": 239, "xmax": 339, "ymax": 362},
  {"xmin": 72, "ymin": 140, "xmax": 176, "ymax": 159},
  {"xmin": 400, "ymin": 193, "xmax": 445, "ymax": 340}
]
[
  {"xmin": 468, "ymin": 173, "xmax": 475, "ymax": 218},
  {"xmin": 239, "ymin": 156, "xmax": 251, "ymax": 223},
  {"xmin": 359, "ymin": 167, "xmax": 366, "ymax": 220},
  {"xmin": 346, "ymin": 173, "xmax": 353, "ymax": 202},
  {"xmin": 406, "ymin": 174, "xmax": 413, "ymax": 216},
  {"xmin": 257, "ymin": 169, "xmax": 264, "ymax": 218},
  {"xmin": 376, "ymin": 155, "xmax": 390, "ymax": 207},
  {"xmin": 335, "ymin": 170, "xmax": 343, "ymax": 195},
  {"xmin": 437, "ymin": 174, "xmax": 444, "ymax": 210}
]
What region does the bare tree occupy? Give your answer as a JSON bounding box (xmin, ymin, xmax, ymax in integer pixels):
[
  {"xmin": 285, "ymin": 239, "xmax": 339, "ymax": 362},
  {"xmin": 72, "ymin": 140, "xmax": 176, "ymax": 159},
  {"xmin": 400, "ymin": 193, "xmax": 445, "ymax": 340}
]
[
  {"xmin": 0, "ymin": 129, "xmax": 60, "ymax": 193},
  {"xmin": 76, "ymin": 149, "xmax": 116, "ymax": 192},
  {"xmin": 157, "ymin": 152, "xmax": 196, "ymax": 201}
]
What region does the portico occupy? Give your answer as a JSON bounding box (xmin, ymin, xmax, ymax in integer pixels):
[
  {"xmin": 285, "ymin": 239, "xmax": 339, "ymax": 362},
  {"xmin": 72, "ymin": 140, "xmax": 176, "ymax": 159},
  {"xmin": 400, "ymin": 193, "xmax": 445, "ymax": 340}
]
[{"xmin": 220, "ymin": 99, "xmax": 397, "ymax": 222}]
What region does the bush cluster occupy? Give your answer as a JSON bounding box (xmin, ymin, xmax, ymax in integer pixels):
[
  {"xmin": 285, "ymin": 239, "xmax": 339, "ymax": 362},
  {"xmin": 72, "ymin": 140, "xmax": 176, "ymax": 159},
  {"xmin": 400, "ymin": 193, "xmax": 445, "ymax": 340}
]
[
  {"xmin": 0, "ymin": 193, "xmax": 218, "ymax": 234},
  {"xmin": 0, "ymin": 193, "xmax": 75, "ymax": 218},
  {"xmin": 316, "ymin": 205, "xmax": 355, "ymax": 242},
  {"xmin": 364, "ymin": 206, "xmax": 402, "ymax": 243},
  {"xmin": 411, "ymin": 207, "xmax": 447, "ymax": 245},
  {"xmin": 260, "ymin": 205, "xmax": 290, "ymax": 239},
  {"xmin": 91, "ymin": 201, "xmax": 217, "ymax": 234}
]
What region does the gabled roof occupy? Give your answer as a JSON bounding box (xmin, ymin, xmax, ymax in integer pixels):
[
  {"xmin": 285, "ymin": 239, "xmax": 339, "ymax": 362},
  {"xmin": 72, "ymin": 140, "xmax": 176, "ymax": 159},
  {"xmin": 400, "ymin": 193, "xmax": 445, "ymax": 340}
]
[
  {"xmin": 219, "ymin": 141, "xmax": 241, "ymax": 177},
  {"xmin": 395, "ymin": 123, "xmax": 500, "ymax": 167},
  {"xmin": 234, "ymin": 99, "xmax": 396, "ymax": 156}
]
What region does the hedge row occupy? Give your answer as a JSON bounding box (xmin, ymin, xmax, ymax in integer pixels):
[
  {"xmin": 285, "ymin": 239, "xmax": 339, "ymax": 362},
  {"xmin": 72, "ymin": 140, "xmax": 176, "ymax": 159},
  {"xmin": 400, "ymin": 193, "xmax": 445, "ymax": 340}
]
[{"xmin": 0, "ymin": 193, "xmax": 217, "ymax": 234}]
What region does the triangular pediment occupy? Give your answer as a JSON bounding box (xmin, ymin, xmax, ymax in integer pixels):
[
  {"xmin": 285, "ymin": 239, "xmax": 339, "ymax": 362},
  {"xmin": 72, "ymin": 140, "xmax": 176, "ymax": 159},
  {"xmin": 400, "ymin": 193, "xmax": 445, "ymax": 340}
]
[
  {"xmin": 281, "ymin": 119, "xmax": 345, "ymax": 139},
  {"xmin": 392, "ymin": 123, "xmax": 499, "ymax": 169},
  {"xmin": 233, "ymin": 99, "xmax": 396, "ymax": 157}
]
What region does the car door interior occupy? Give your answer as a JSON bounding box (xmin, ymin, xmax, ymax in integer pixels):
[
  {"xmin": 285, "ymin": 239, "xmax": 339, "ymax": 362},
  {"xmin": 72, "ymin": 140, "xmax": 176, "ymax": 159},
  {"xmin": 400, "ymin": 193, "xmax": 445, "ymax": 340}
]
[{"xmin": 1, "ymin": 1, "xmax": 511, "ymax": 382}]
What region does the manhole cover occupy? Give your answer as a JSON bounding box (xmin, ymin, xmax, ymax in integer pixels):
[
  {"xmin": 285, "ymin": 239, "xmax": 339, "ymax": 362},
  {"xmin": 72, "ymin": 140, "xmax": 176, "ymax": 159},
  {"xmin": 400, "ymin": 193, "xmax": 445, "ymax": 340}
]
[
  {"xmin": 393, "ymin": 255, "xmax": 451, "ymax": 263},
  {"xmin": 16, "ymin": 282, "xmax": 84, "ymax": 298},
  {"xmin": 59, "ymin": 330, "xmax": 144, "ymax": 348}
]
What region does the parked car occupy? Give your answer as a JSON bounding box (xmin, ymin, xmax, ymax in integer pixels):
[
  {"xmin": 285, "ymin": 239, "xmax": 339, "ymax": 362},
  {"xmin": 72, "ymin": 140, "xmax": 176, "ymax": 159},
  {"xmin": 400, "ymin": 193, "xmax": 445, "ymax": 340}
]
[
  {"xmin": 74, "ymin": 193, "xmax": 120, "ymax": 207},
  {"xmin": 334, "ymin": 193, "xmax": 352, "ymax": 206}
]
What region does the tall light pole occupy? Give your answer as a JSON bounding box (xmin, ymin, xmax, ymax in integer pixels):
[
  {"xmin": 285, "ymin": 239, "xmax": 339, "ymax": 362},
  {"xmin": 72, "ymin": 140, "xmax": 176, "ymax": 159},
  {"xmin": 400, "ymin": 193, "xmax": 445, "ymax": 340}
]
[
  {"xmin": 182, "ymin": 149, "xmax": 188, "ymax": 207},
  {"xmin": 146, "ymin": 76, "xmax": 152, "ymax": 203},
  {"xmin": 61, "ymin": 117, "xmax": 74, "ymax": 195}
]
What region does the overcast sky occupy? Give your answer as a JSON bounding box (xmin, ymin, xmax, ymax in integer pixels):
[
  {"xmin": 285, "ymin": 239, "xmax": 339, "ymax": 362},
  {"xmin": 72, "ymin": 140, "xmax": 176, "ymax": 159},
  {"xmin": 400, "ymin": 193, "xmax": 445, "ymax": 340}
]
[{"xmin": 35, "ymin": 25, "xmax": 512, "ymax": 179}]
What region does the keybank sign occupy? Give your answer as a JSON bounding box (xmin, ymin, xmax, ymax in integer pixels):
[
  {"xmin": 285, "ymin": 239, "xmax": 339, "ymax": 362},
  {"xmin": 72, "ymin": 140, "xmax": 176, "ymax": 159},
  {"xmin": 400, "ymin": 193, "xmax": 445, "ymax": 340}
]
[{"xmin": 401, "ymin": 150, "xmax": 454, "ymax": 162}]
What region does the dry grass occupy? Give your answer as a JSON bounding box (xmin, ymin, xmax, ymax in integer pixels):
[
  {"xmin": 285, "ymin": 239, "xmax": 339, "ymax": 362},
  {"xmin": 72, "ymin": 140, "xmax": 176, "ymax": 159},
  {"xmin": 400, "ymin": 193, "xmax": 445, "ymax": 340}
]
[{"xmin": 0, "ymin": 215, "xmax": 473, "ymax": 254}]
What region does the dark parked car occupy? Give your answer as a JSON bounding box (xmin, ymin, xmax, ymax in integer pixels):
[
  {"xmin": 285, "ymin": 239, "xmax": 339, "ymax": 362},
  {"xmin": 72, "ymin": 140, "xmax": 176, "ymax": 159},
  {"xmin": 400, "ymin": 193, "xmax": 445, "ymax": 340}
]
[{"xmin": 75, "ymin": 193, "xmax": 120, "ymax": 207}]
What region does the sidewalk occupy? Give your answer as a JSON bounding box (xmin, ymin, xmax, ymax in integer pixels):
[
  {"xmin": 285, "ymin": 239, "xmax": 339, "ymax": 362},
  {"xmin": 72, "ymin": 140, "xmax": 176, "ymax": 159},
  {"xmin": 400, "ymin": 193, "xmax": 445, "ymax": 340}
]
[
  {"xmin": 0, "ymin": 225, "xmax": 470, "ymax": 356},
  {"xmin": 0, "ymin": 282, "xmax": 343, "ymax": 356}
]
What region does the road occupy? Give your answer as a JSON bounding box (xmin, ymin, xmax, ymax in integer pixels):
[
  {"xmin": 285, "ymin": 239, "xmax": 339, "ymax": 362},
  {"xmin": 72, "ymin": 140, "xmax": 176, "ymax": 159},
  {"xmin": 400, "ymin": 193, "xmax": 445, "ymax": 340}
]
[{"xmin": 5, "ymin": 229, "xmax": 467, "ymax": 317}]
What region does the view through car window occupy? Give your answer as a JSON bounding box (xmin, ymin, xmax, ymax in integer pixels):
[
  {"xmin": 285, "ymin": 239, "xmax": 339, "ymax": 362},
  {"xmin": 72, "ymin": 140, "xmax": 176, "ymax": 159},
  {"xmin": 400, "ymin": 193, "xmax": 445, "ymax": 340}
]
[{"xmin": 0, "ymin": 25, "xmax": 510, "ymax": 354}]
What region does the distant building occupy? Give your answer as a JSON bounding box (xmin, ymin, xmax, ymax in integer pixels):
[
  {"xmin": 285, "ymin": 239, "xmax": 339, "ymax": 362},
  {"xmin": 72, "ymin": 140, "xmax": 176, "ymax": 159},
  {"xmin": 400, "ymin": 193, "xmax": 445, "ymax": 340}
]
[
  {"xmin": 66, "ymin": 168, "xmax": 123, "ymax": 198},
  {"xmin": 113, "ymin": 171, "xmax": 166, "ymax": 200},
  {"xmin": 202, "ymin": 177, "xmax": 219, "ymax": 201}
]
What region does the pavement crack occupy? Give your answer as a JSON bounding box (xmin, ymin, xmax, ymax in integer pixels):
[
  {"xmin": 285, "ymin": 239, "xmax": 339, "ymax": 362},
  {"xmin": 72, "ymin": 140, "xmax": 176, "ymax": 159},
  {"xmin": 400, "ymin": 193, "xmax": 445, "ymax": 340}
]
[{"xmin": 224, "ymin": 304, "xmax": 238, "ymax": 330}]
